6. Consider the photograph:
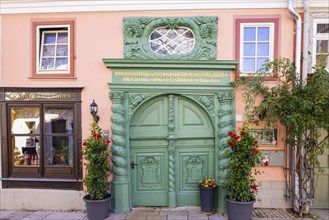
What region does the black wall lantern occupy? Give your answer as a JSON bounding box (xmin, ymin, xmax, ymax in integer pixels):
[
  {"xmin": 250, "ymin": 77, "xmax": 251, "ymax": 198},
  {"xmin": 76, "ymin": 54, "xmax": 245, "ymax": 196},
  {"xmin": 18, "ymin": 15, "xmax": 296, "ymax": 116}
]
[{"xmin": 90, "ymin": 99, "xmax": 100, "ymax": 123}]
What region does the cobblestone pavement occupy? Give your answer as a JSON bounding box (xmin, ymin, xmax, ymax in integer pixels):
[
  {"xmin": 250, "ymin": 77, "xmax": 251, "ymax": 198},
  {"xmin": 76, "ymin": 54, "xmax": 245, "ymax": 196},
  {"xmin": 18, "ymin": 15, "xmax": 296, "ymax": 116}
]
[{"xmin": 0, "ymin": 207, "xmax": 325, "ymax": 220}]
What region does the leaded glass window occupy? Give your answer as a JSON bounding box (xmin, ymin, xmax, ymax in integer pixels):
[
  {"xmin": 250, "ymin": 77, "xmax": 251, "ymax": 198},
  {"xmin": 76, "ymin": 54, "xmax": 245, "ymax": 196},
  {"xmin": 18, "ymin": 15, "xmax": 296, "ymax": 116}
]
[{"xmin": 149, "ymin": 27, "xmax": 195, "ymax": 55}]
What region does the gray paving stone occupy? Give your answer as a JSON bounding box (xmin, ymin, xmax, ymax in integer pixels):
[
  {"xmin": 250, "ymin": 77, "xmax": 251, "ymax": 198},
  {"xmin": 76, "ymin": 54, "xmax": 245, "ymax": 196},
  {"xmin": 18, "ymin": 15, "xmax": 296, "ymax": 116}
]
[
  {"xmin": 105, "ymin": 213, "xmax": 127, "ymax": 220},
  {"xmin": 146, "ymin": 213, "xmax": 167, "ymax": 220},
  {"xmin": 21, "ymin": 211, "xmax": 52, "ymax": 220},
  {"xmin": 160, "ymin": 210, "xmax": 188, "ymax": 216},
  {"xmin": 42, "ymin": 211, "xmax": 70, "ymax": 220},
  {"xmin": 3, "ymin": 211, "xmax": 33, "ymax": 220},
  {"xmin": 0, "ymin": 211, "xmax": 15, "ymax": 219},
  {"xmin": 62, "ymin": 211, "xmax": 86, "ymax": 219},
  {"xmin": 188, "ymin": 215, "xmax": 209, "ymax": 220},
  {"xmin": 167, "ymin": 215, "xmax": 188, "ymax": 220},
  {"xmin": 209, "ymin": 215, "xmax": 228, "ymax": 220},
  {"xmin": 126, "ymin": 213, "xmax": 147, "ymax": 220}
]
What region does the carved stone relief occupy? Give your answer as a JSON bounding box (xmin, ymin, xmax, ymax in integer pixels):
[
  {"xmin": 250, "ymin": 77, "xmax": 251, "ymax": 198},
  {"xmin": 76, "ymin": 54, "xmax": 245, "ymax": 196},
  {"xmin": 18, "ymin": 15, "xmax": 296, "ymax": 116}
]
[{"xmin": 123, "ymin": 16, "xmax": 218, "ymax": 60}]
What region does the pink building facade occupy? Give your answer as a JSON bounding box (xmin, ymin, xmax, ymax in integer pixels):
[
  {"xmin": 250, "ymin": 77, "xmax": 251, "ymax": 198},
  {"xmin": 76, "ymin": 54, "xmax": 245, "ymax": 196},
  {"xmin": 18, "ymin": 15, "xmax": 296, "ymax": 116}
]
[{"xmin": 0, "ymin": 0, "xmax": 328, "ymax": 212}]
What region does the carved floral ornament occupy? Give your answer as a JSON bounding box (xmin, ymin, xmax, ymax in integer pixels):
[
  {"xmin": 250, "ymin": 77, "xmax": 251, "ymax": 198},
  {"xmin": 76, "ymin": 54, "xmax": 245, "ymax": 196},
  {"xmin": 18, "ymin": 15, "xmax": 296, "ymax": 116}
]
[{"xmin": 123, "ymin": 16, "xmax": 218, "ymax": 60}]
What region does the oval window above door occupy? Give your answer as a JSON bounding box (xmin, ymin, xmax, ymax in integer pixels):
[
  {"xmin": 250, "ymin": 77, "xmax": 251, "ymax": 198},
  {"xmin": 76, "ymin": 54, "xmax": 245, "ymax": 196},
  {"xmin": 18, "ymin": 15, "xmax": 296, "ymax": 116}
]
[{"xmin": 149, "ymin": 27, "xmax": 196, "ymax": 55}]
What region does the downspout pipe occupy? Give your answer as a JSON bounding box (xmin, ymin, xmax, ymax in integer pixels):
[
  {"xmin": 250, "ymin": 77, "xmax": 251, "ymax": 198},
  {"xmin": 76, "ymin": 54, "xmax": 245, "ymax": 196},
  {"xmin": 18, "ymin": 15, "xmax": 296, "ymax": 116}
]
[
  {"xmin": 302, "ymin": 0, "xmax": 309, "ymax": 82},
  {"xmin": 288, "ymin": 0, "xmax": 302, "ymax": 81},
  {"xmin": 287, "ymin": 0, "xmax": 303, "ymax": 213}
]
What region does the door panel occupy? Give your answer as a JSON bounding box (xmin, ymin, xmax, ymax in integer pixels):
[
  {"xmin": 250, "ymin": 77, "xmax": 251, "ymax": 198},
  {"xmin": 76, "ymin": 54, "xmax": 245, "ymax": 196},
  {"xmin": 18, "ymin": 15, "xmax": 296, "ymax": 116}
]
[
  {"xmin": 130, "ymin": 97, "xmax": 168, "ymax": 139},
  {"xmin": 175, "ymin": 97, "xmax": 214, "ymax": 138},
  {"xmin": 130, "ymin": 95, "xmax": 214, "ymax": 207},
  {"xmin": 131, "ymin": 149, "xmax": 168, "ymax": 206},
  {"xmin": 175, "ymin": 146, "xmax": 214, "ymax": 206}
]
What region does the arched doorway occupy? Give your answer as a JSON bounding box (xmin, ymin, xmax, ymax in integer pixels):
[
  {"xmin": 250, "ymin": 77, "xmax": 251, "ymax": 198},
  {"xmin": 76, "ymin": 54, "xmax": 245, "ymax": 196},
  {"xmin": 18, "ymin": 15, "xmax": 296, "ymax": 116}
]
[
  {"xmin": 129, "ymin": 95, "xmax": 215, "ymax": 207},
  {"xmin": 105, "ymin": 59, "xmax": 237, "ymax": 213}
]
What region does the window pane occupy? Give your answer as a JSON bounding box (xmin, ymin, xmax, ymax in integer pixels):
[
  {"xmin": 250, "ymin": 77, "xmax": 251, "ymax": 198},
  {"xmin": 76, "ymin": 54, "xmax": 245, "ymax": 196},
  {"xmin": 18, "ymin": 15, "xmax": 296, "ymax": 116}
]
[
  {"xmin": 57, "ymin": 33, "xmax": 68, "ymax": 43},
  {"xmin": 258, "ymin": 27, "xmax": 270, "ymax": 41},
  {"xmin": 41, "ymin": 58, "xmax": 54, "ymax": 70},
  {"xmin": 244, "ymin": 27, "xmax": 256, "ymax": 41},
  {"xmin": 243, "ymin": 43, "xmax": 255, "ymax": 56},
  {"xmin": 317, "ymin": 23, "xmax": 329, "ymax": 33},
  {"xmin": 316, "ymin": 40, "xmax": 329, "ymax": 53},
  {"xmin": 257, "ymin": 43, "xmax": 269, "ymax": 56},
  {"xmin": 149, "ymin": 27, "xmax": 195, "ymax": 55},
  {"xmin": 42, "ymin": 45, "xmax": 55, "ymax": 56},
  {"xmin": 44, "ymin": 135, "xmax": 73, "ymax": 166},
  {"xmin": 10, "ymin": 107, "xmax": 40, "ymax": 167},
  {"xmin": 56, "ymin": 45, "xmax": 68, "ymax": 56},
  {"xmin": 44, "ymin": 108, "xmax": 74, "ymax": 134},
  {"xmin": 257, "ymin": 58, "xmax": 269, "ymax": 71},
  {"xmin": 44, "ymin": 33, "xmax": 56, "ymax": 44},
  {"xmin": 55, "ymin": 58, "xmax": 68, "ymax": 70},
  {"xmin": 11, "ymin": 107, "xmax": 40, "ymax": 134},
  {"xmin": 243, "ymin": 58, "xmax": 255, "ymax": 72},
  {"xmin": 316, "ymin": 54, "xmax": 329, "ymax": 67}
]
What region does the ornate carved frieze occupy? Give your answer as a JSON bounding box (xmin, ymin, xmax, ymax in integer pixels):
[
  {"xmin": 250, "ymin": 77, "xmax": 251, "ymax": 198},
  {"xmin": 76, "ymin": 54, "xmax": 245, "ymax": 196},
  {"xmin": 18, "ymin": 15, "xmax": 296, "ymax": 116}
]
[
  {"xmin": 199, "ymin": 95, "xmax": 215, "ymax": 119},
  {"xmin": 168, "ymin": 95, "xmax": 175, "ymax": 135},
  {"xmin": 123, "ymin": 16, "xmax": 218, "ymax": 60},
  {"xmin": 217, "ymin": 92, "xmax": 235, "ymax": 103},
  {"xmin": 128, "ymin": 94, "xmax": 145, "ymax": 117}
]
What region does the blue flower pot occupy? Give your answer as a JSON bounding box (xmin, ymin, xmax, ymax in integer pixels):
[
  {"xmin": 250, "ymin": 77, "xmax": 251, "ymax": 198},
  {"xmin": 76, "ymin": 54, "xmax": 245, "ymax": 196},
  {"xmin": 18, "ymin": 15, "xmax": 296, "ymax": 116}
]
[
  {"xmin": 226, "ymin": 198, "xmax": 255, "ymax": 220},
  {"xmin": 199, "ymin": 186, "xmax": 218, "ymax": 214},
  {"xmin": 83, "ymin": 194, "xmax": 112, "ymax": 220}
]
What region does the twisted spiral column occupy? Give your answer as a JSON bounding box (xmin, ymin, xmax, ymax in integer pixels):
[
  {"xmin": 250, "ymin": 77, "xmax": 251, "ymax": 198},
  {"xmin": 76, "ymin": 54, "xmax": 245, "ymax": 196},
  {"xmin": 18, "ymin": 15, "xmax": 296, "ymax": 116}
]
[
  {"xmin": 217, "ymin": 92, "xmax": 235, "ymax": 183},
  {"xmin": 110, "ymin": 92, "xmax": 127, "ymax": 181},
  {"xmin": 168, "ymin": 95, "xmax": 176, "ymax": 208},
  {"xmin": 216, "ymin": 92, "xmax": 235, "ymax": 213}
]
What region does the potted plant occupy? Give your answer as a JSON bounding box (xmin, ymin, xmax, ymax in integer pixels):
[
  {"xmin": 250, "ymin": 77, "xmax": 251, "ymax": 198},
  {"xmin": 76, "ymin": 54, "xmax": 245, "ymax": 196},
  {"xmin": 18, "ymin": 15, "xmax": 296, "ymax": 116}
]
[
  {"xmin": 199, "ymin": 178, "xmax": 218, "ymax": 214},
  {"xmin": 223, "ymin": 129, "xmax": 268, "ymax": 220},
  {"xmin": 82, "ymin": 118, "xmax": 112, "ymax": 220}
]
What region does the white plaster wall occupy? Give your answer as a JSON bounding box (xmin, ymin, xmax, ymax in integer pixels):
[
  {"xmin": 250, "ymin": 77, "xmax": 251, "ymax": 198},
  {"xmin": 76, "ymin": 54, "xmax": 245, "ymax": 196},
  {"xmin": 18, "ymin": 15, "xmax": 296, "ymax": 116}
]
[{"xmin": 0, "ymin": 189, "xmax": 85, "ymax": 211}]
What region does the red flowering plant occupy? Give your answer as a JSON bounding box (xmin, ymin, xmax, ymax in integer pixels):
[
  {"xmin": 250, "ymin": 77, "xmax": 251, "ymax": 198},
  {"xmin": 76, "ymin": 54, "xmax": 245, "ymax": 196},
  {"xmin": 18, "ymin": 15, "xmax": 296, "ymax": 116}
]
[
  {"xmin": 223, "ymin": 129, "xmax": 268, "ymax": 202},
  {"xmin": 82, "ymin": 118, "xmax": 111, "ymax": 200}
]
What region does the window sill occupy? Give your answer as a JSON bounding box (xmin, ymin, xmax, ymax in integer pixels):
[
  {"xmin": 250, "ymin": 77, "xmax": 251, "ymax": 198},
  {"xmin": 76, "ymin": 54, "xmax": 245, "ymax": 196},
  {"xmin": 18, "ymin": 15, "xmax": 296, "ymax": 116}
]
[
  {"xmin": 29, "ymin": 76, "xmax": 77, "ymax": 80},
  {"xmin": 236, "ymin": 73, "xmax": 278, "ymax": 81}
]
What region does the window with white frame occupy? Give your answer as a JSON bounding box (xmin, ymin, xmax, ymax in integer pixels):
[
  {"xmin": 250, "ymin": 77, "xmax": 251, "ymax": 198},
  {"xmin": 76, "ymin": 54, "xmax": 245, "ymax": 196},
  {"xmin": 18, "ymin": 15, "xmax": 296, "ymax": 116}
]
[
  {"xmin": 313, "ymin": 20, "xmax": 329, "ymax": 69},
  {"xmin": 240, "ymin": 23, "xmax": 275, "ymax": 74},
  {"xmin": 32, "ymin": 20, "xmax": 74, "ymax": 77}
]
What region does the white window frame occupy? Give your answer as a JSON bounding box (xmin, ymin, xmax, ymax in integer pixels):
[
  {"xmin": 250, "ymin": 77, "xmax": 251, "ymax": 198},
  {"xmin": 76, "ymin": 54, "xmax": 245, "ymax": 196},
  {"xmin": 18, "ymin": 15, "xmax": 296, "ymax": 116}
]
[
  {"xmin": 312, "ymin": 19, "xmax": 329, "ymax": 70},
  {"xmin": 239, "ymin": 22, "xmax": 275, "ymax": 75},
  {"xmin": 36, "ymin": 24, "xmax": 70, "ymax": 75}
]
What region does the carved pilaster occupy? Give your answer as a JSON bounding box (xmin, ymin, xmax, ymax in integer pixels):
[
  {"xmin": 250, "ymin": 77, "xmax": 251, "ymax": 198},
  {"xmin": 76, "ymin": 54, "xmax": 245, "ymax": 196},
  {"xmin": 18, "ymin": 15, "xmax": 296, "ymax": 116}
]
[
  {"xmin": 168, "ymin": 95, "xmax": 176, "ymax": 193},
  {"xmin": 109, "ymin": 92, "xmax": 127, "ymax": 180},
  {"xmin": 216, "ymin": 92, "xmax": 235, "ymax": 183}
]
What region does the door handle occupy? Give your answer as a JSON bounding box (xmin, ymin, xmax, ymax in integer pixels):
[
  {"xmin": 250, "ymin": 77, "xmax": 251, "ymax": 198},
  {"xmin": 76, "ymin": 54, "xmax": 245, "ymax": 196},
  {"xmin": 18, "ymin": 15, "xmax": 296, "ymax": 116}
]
[{"xmin": 130, "ymin": 161, "xmax": 138, "ymax": 169}]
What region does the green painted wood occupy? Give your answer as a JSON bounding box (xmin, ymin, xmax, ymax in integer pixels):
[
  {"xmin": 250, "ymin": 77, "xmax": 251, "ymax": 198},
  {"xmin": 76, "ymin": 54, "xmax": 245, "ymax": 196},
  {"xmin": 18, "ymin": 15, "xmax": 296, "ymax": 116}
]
[
  {"xmin": 130, "ymin": 95, "xmax": 214, "ymax": 206},
  {"xmin": 103, "ymin": 59, "xmax": 238, "ymax": 70},
  {"xmin": 130, "ymin": 96, "xmax": 169, "ymax": 206}
]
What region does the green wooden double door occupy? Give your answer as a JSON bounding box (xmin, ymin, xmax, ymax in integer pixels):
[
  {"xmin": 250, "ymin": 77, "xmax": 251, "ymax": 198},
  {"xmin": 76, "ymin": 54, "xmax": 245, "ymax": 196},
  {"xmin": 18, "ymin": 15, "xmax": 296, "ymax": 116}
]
[{"xmin": 130, "ymin": 95, "xmax": 215, "ymax": 207}]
